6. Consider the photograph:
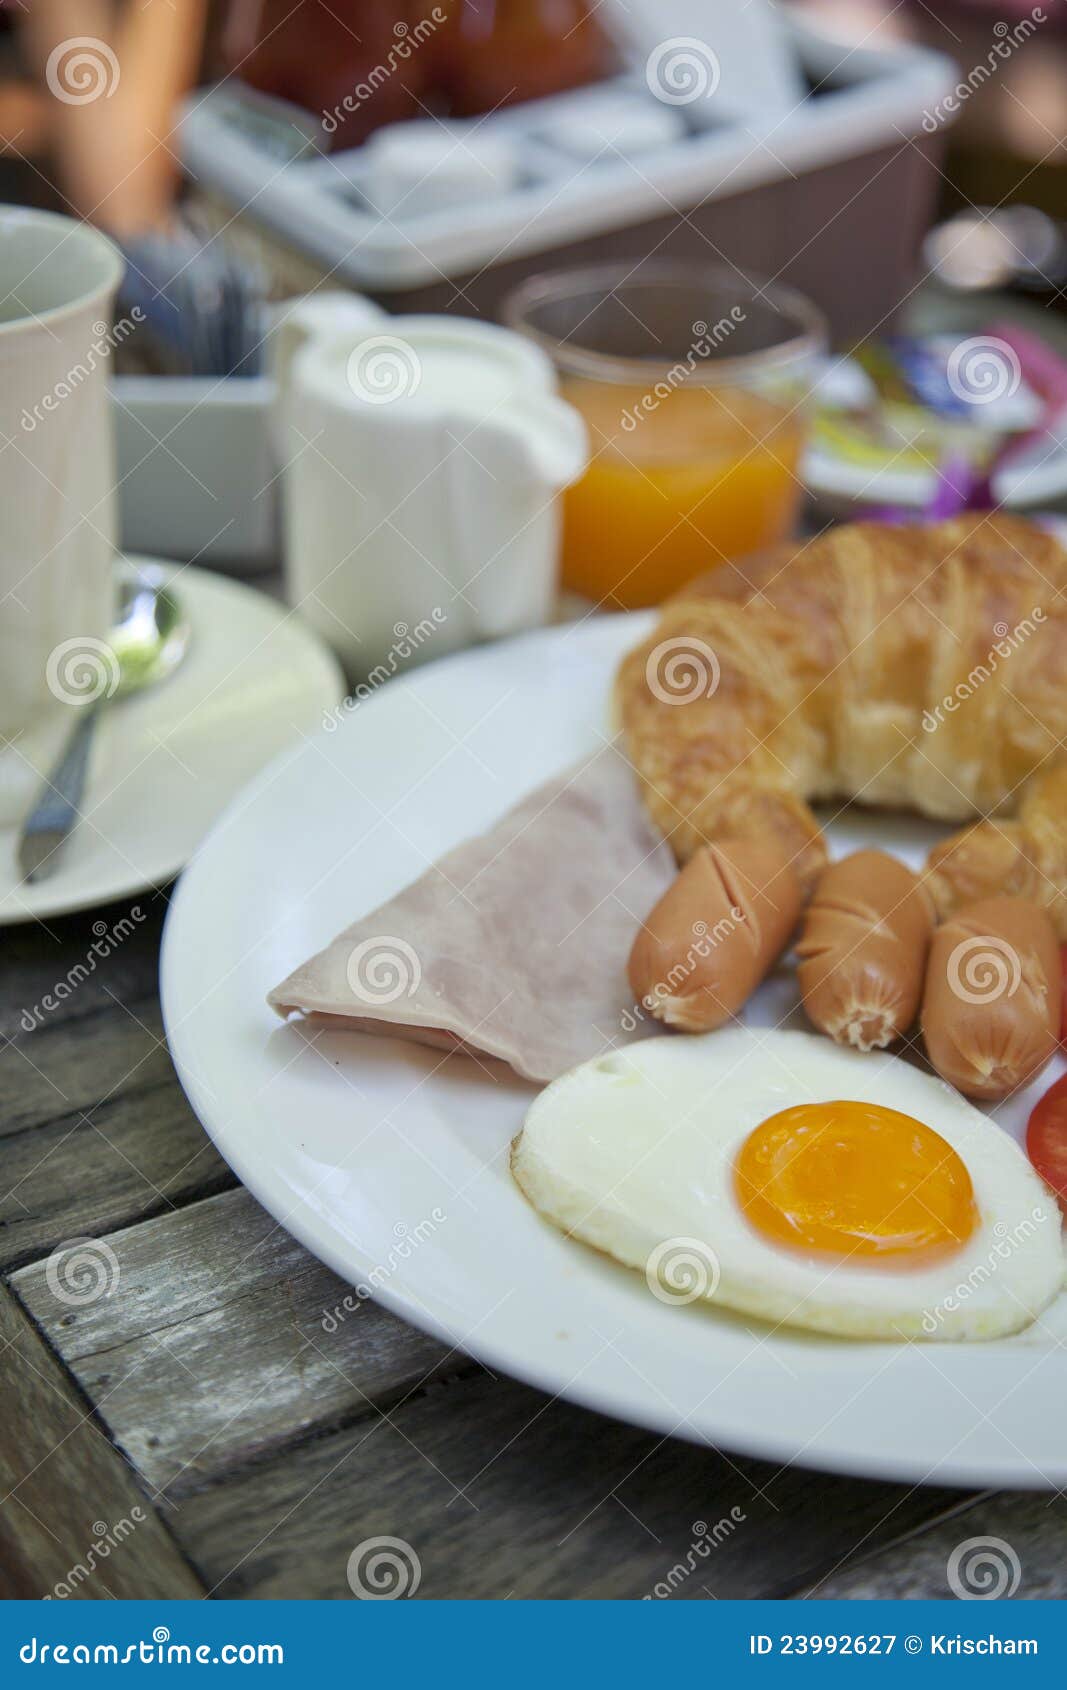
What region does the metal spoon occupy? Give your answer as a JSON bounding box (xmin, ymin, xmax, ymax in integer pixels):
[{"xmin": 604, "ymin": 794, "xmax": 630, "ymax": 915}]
[{"xmin": 18, "ymin": 562, "xmax": 190, "ymax": 883}]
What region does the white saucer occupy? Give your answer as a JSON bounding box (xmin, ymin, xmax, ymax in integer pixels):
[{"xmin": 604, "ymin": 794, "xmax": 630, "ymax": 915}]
[{"xmin": 1, "ymin": 560, "xmax": 344, "ymax": 926}]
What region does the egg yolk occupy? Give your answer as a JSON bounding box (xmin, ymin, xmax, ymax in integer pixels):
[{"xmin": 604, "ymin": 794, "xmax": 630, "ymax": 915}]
[{"xmin": 734, "ymin": 1101, "xmax": 978, "ymax": 1263}]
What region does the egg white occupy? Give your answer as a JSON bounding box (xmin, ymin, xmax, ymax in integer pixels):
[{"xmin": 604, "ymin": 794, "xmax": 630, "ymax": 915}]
[{"xmin": 511, "ymin": 1028, "xmax": 1065, "ymax": 1342}]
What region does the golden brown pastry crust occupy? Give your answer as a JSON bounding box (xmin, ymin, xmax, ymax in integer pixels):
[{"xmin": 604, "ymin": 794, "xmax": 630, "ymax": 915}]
[
  {"xmin": 926, "ymin": 762, "xmax": 1067, "ymax": 940},
  {"xmin": 617, "ymin": 515, "xmax": 1067, "ymax": 899}
]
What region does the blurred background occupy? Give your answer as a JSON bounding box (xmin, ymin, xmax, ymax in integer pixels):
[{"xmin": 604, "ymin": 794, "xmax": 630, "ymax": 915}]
[
  {"xmin": 2, "ymin": 0, "xmax": 1064, "ymax": 637},
  {"xmin": 2, "ymin": 2, "xmax": 1063, "ymax": 259},
  {"xmin": 5, "ymin": 0, "xmax": 1067, "ymax": 865}
]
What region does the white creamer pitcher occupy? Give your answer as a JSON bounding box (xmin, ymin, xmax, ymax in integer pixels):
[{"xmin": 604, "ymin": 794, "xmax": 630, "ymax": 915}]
[{"xmin": 279, "ymin": 316, "xmax": 588, "ymax": 676}]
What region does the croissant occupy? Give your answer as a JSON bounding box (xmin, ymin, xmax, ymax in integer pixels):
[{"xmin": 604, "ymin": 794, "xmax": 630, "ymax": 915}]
[
  {"xmin": 617, "ymin": 515, "xmax": 1067, "ymax": 903},
  {"xmin": 926, "ymin": 761, "xmax": 1067, "ymax": 939}
]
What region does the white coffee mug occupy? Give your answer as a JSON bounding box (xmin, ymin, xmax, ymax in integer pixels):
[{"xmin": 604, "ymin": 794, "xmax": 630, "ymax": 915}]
[
  {"xmin": 279, "ymin": 316, "xmax": 588, "ymax": 676},
  {"xmin": 0, "ymin": 209, "xmax": 122, "ymax": 812}
]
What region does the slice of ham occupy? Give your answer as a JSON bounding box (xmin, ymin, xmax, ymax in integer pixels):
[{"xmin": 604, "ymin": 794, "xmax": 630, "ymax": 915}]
[{"xmin": 267, "ymin": 743, "xmax": 675, "ymax": 1083}]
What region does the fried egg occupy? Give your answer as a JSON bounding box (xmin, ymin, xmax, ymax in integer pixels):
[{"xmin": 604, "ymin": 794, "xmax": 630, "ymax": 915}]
[{"xmin": 511, "ymin": 1029, "xmax": 1065, "ymax": 1341}]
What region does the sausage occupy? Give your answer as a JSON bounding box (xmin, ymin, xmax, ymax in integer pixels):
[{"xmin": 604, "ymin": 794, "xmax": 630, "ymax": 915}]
[
  {"xmin": 627, "ymin": 837, "xmax": 802, "ymax": 1032},
  {"xmin": 796, "ymin": 850, "xmax": 935, "ymax": 1051},
  {"xmin": 701, "ymin": 786, "xmax": 829, "ymax": 898},
  {"xmin": 921, "ymin": 896, "xmax": 1061, "ymax": 1100}
]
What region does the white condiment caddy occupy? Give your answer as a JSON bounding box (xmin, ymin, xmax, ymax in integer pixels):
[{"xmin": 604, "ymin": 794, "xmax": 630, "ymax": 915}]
[
  {"xmin": 122, "ymin": 9, "xmax": 961, "ymax": 572},
  {"xmin": 177, "ymin": 15, "xmax": 955, "ymax": 305}
]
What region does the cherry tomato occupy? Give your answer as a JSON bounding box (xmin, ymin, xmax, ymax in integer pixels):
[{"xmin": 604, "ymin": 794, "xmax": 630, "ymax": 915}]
[{"xmin": 1027, "ymin": 1073, "xmax": 1067, "ymax": 1214}]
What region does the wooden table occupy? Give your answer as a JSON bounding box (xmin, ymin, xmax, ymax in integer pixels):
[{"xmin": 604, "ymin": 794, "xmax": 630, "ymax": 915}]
[{"xmin": 3, "ymin": 893, "xmax": 1064, "ymax": 1601}]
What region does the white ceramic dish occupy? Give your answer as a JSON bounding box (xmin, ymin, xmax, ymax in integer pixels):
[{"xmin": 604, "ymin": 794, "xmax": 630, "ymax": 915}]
[
  {"xmin": 0, "ymin": 560, "xmax": 343, "ymax": 926},
  {"xmin": 112, "ymin": 377, "xmax": 276, "ymax": 573},
  {"xmin": 161, "ymin": 616, "xmax": 1067, "ymax": 1489}
]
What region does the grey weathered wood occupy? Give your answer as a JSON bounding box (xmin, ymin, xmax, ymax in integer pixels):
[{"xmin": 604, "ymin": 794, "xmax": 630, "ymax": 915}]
[
  {"xmin": 0, "ymin": 879, "xmax": 1053, "ymax": 1601},
  {"xmin": 0, "ymin": 1076, "xmax": 233, "ymax": 1271},
  {"xmin": 3, "ymin": 995, "xmax": 174, "ymax": 1139},
  {"xmin": 0, "ymin": 1284, "xmax": 204, "ymax": 1599},
  {"xmin": 803, "ymin": 1492, "xmax": 1067, "ymax": 1600},
  {"xmin": 172, "ymin": 1369, "xmax": 967, "ymax": 1600},
  {"xmin": 14, "ymin": 1187, "xmax": 458, "ymax": 1495},
  {"xmin": 3, "ymin": 894, "xmax": 168, "ymax": 1042},
  {"xmin": 1, "ymin": 906, "xmax": 233, "ymax": 1270}
]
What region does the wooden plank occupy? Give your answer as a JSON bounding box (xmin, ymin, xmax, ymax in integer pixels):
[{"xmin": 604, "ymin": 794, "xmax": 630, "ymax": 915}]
[
  {"xmin": 1, "ymin": 901, "xmax": 234, "ymax": 1270},
  {"xmin": 2, "ymin": 895, "xmax": 167, "ymax": 1042},
  {"xmin": 0, "ymin": 1283, "xmax": 203, "ymax": 1599},
  {"xmin": 804, "ymin": 1492, "xmax": 1067, "ymax": 1600},
  {"xmin": 171, "ymin": 1369, "xmax": 968, "ymax": 1599},
  {"xmin": 0, "ymin": 1077, "xmax": 234, "ymax": 1272},
  {"xmin": 14, "ymin": 1188, "xmax": 456, "ymax": 1495},
  {"xmin": 0, "ymin": 902, "xmax": 1010, "ymax": 1602},
  {"xmin": 2, "ymin": 995, "xmax": 176, "ymax": 1140}
]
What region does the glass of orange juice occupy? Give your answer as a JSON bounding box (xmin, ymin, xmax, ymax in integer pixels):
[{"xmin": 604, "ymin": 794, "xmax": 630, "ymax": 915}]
[{"xmin": 503, "ymin": 262, "xmax": 827, "ymax": 609}]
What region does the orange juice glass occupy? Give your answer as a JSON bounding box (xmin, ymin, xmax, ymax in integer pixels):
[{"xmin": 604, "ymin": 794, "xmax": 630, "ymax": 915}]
[{"xmin": 503, "ymin": 263, "xmax": 826, "ymax": 609}]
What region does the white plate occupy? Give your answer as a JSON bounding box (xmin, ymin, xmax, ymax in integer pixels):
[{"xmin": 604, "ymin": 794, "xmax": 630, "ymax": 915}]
[
  {"xmin": 161, "ymin": 616, "xmax": 1067, "ymax": 1490},
  {"xmin": 1, "ymin": 561, "xmax": 344, "ymax": 925}
]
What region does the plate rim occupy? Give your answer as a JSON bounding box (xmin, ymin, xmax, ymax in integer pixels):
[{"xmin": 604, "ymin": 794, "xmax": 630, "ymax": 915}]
[{"xmin": 160, "ymin": 614, "xmax": 1067, "ymax": 1493}]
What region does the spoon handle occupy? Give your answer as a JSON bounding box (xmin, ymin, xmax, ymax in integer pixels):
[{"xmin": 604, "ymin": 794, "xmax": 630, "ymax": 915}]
[{"xmin": 17, "ymin": 707, "xmax": 100, "ymax": 882}]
